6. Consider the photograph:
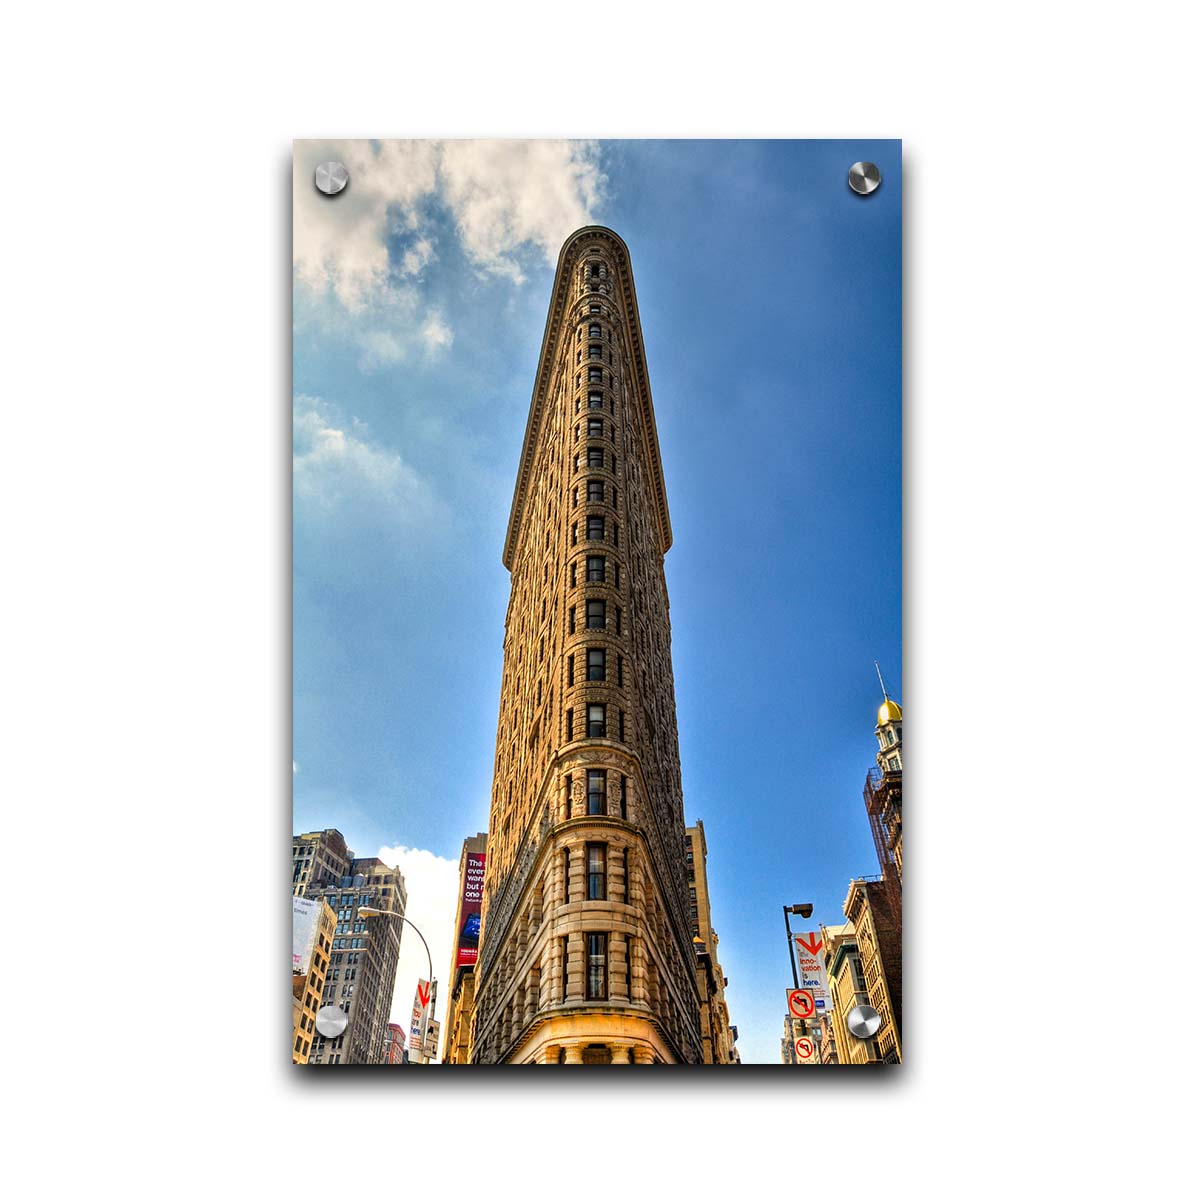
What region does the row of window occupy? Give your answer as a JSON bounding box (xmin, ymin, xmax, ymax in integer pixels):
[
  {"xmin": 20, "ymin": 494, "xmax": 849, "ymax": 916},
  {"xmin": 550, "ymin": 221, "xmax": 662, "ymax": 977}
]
[
  {"xmin": 564, "ymin": 703, "xmax": 625, "ymax": 740},
  {"xmin": 567, "ymin": 599, "xmax": 622, "ymax": 634},
  {"xmin": 569, "ymin": 554, "xmax": 619, "ymax": 589},
  {"xmin": 572, "ymin": 447, "xmax": 616, "ymax": 472},
  {"xmin": 564, "ymin": 769, "xmax": 629, "ymax": 819},
  {"xmin": 566, "ymin": 648, "xmax": 623, "ymax": 686},
  {"xmin": 576, "ymin": 417, "xmax": 614, "ymax": 440},
  {"xmin": 572, "ymin": 479, "xmax": 617, "ymax": 508},
  {"xmin": 570, "ymin": 516, "xmax": 619, "ymax": 546}
]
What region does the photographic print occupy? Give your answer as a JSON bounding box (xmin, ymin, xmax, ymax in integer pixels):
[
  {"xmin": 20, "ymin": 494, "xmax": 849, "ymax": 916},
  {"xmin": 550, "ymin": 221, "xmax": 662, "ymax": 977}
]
[{"xmin": 292, "ymin": 139, "xmax": 901, "ymax": 1066}]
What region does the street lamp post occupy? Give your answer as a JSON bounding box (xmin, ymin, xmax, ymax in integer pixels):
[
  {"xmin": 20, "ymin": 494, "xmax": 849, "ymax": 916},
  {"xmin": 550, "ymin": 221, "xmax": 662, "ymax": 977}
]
[
  {"xmin": 782, "ymin": 902, "xmax": 813, "ymax": 990},
  {"xmin": 358, "ymin": 908, "xmax": 436, "ymax": 1063},
  {"xmin": 783, "ymin": 902, "xmax": 815, "ymax": 1063}
]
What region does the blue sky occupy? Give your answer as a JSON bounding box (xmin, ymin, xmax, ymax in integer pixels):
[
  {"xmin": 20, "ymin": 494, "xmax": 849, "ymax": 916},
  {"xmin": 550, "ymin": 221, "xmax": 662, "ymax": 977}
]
[{"xmin": 293, "ymin": 139, "xmax": 901, "ymax": 1064}]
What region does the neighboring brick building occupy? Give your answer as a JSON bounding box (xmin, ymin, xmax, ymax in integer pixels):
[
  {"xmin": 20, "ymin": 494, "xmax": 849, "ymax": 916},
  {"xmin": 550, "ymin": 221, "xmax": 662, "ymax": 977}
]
[
  {"xmin": 686, "ymin": 821, "xmax": 740, "ymax": 1064},
  {"xmin": 385, "ymin": 1023, "xmax": 406, "ymax": 1065},
  {"xmin": 471, "ymin": 227, "xmax": 704, "ymax": 1065},
  {"xmin": 297, "ymin": 839, "xmax": 409, "ymax": 1065},
  {"xmin": 292, "ymin": 896, "xmax": 336, "ymax": 1064},
  {"xmin": 843, "ymin": 877, "xmax": 902, "ymax": 1064},
  {"xmin": 441, "ymin": 833, "xmax": 487, "ymax": 1065}
]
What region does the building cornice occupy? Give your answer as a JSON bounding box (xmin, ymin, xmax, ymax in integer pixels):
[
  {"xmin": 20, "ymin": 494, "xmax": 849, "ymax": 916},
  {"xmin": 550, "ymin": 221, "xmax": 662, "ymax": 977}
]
[{"xmin": 502, "ymin": 226, "xmax": 673, "ymax": 570}]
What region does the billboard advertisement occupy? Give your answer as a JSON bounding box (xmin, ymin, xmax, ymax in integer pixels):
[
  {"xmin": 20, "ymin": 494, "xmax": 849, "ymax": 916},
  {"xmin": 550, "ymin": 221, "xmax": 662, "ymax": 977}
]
[
  {"xmin": 456, "ymin": 851, "xmax": 487, "ymax": 967},
  {"xmin": 793, "ymin": 931, "xmax": 831, "ymax": 1009},
  {"xmin": 292, "ymin": 896, "xmax": 321, "ymax": 975}
]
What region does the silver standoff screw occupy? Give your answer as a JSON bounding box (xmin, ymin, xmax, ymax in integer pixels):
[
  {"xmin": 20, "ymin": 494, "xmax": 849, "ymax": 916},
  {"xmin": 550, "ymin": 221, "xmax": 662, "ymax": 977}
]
[
  {"xmin": 848, "ymin": 161, "xmax": 881, "ymax": 196},
  {"xmin": 314, "ymin": 161, "xmax": 349, "ymax": 197},
  {"xmin": 846, "ymin": 1003, "xmax": 883, "ymax": 1039}
]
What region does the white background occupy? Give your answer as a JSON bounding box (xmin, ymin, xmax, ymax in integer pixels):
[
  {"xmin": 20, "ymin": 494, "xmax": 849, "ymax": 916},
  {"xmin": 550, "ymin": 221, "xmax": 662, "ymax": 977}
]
[{"xmin": 3, "ymin": 2, "xmax": 1194, "ymax": 1194}]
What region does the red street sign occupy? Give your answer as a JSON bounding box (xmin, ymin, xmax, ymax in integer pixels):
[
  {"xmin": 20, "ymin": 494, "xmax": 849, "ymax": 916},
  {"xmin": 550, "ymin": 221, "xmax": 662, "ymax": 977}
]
[
  {"xmin": 787, "ymin": 988, "xmax": 816, "ymax": 1019},
  {"xmin": 795, "ymin": 1037, "xmax": 815, "ymax": 1061},
  {"xmin": 417, "ymin": 982, "xmax": 431, "ymax": 1008},
  {"xmin": 795, "ymin": 933, "xmax": 823, "ymax": 956}
]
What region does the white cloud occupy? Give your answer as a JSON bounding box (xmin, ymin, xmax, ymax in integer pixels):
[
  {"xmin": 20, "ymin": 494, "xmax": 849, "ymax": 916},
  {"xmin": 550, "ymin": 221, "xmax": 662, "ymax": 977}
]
[
  {"xmin": 420, "ymin": 312, "xmax": 453, "ymax": 354},
  {"xmin": 293, "ymin": 393, "xmax": 430, "ymax": 518},
  {"xmin": 376, "ymin": 842, "xmax": 464, "ymax": 1058},
  {"xmin": 438, "ymin": 139, "xmax": 606, "ymax": 283},
  {"xmin": 294, "ymin": 139, "xmax": 605, "ymax": 304},
  {"xmin": 294, "ymin": 140, "xmax": 440, "ymax": 311}
]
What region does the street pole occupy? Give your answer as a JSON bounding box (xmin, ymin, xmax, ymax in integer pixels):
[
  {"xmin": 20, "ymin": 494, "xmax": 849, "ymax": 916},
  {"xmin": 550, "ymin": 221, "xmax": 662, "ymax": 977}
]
[{"xmin": 783, "ymin": 905, "xmax": 800, "ymax": 990}]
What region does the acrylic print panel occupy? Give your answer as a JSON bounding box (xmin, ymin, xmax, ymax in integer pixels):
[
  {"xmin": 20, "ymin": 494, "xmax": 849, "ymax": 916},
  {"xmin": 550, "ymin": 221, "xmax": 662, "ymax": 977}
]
[{"xmin": 292, "ymin": 139, "xmax": 901, "ymax": 1067}]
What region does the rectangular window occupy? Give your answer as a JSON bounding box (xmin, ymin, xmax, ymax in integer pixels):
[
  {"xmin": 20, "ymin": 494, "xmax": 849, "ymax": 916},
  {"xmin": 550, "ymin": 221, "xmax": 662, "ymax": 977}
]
[
  {"xmin": 587, "ymin": 515, "xmax": 604, "ymax": 540},
  {"xmin": 588, "ymin": 345, "xmax": 602, "ymax": 359},
  {"xmin": 588, "ymin": 392, "xmax": 603, "ymax": 409},
  {"xmin": 587, "ymin": 447, "xmax": 604, "ymax": 468},
  {"xmin": 588, "ymin": 367, "xmax": 602, "ymax": 383},
  {"xmin": 619, "ymin": 710, "xmax": 626, "ymax": 740},
  {"xmin": 589, "ymin": 324, "xmax": 601, "ymax": 339},
  {"xmin": 586, "ymin": 599, "xmax": 605, "ymax": 629},
  {"xmin": 571, "ymin": 523, "xmax": 577, "ymax": 545},
  {"xmin": 613, "ymin": 522, "xmax": 619, "ymax": 548},
  {"xmin": 590, "ymin": 304, "xmax": 601, "ymax": 314},
  {"xmin": 587, "ymin": 479, "xmax": 604, "ymax": 503},
  {"xmin": 572, "ymin": 486, "xmax": 578, "ymax": 507},
  {"xmin": 587, "ymin": 844, "xmax": 607, "ymax": 899},
  {"xmin": 617, "ymin": 655, "xmax": 623, "ymax": 687},
  {"xmin": 567, "ymin": 654, "xmax": 575, "ymax": 686},
  {"xmin": 561, "ymin": 935, "xmax": 570, "ymax": 999},
  {"xmin": 620, "ymin": 775, "xmax": 628, "ymax": 820},
  {"xmin": 570, "ymin": 560, "xmax": 577, "ymax": 587},
  {"xmin": 587, "ymin": 933, "xmax": 608, "ymax": 999},
  {"xmin": 564, "ymin": 774, "xmax": 572, "ymax": 818},
  {"xmin": 587, "ymin": 647, "xmax": 605, "ymax": 682},
  {"xmin": 616, "ymin": 606, "xmax": 622, "ymax": 634},
  {"xmin": 588, "ymin": 417, "xmax": 603, "ymax": 438},
  {"xmin": 586, "ymin": 555, "xmax": 605, "ymax": 582},
  {"xmin": 614, "ymin": 562, "xmax": 621, "ymax": 589},
  {"xmin": 587, "ymin": 704, "xmax": 606, "ymax": 738},
  {"xmin": 568, "ymin": 606, "xmax": 576, "ymax": 633},
  {"xmin": 587, "ymin": 769, "xmax": 606, "ymax": 815},
  {"xmin": 566, "ymin": 708, "xmax": 574, "ymax": 740}
]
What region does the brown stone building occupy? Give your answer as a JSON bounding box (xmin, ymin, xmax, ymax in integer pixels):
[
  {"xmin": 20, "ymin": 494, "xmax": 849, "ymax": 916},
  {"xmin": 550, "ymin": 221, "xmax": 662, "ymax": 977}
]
[
  {"xmin": 843, "ymin": 877, "xmax": 901, "ymax": 1064},
  {"xmin": 292, "ymin": 896, "xmax": 335, "ymax": 1064},
  {"xmin": 822, "ymin": 920, "xmax": 881, "ymax": 1065},
  {"xmin": 686, "ymin": 822, "xmax": 740, "ymax": 1064},
  {"xmin": 294, "ymin": 835, "xmax": 409, "ymax": 1065},
  {"xmin": 470, "ymin": 227, "xmax": 704, "ymax": 1065},
  {"xmin": 441, "ymin": 833, "xmax": 487, "ymax": 1065}
]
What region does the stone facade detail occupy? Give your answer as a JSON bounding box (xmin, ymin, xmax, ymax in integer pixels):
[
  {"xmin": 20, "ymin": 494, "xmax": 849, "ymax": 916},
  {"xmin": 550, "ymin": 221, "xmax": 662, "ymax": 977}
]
[{"xmin": 471, "ymin": 227, "xmax": 703, "ymax": 1064}]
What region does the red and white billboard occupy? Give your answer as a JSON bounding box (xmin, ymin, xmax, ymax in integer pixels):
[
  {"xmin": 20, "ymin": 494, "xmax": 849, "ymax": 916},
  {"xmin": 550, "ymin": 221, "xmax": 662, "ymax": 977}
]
[
  {"xmin": 456, "ymin": 852, "xmax": 486, "ymax": 967},
  {"xmin": 794, "ymin": 931, "xmax": 830, "ymax": 1009}
]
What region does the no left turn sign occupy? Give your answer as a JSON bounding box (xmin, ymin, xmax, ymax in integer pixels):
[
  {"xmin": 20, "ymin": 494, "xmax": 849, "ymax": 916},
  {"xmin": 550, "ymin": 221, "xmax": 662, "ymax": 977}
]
[
  {"xmin": 787, "ymin": 988, "xmax": 816, "ymax": 1019},
  {"xmin": 795, "ymin": 1036, "xmax": 815, "ymax": 1061}
]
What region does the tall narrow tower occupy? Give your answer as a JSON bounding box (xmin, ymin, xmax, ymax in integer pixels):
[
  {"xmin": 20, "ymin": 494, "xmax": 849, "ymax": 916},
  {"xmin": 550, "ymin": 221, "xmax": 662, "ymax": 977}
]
[{"xmin": 471, "ymin": 227, "xmax": 703, "ymax": 1065}]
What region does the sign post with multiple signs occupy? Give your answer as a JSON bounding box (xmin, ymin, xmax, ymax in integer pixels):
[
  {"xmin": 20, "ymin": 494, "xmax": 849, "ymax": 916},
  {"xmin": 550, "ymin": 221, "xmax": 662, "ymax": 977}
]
[{"xmin": 409, "ymin": 978, "xmax": 432, "ymax": 1064}]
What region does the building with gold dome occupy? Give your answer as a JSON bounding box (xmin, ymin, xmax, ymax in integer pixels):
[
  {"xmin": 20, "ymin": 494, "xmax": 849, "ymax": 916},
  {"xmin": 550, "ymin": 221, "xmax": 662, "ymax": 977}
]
[
  {"xmin": 468, "ymin": 227, "xmax": 704, "ymax": 1065},
  {"xmin": 828, "ymin": 676, "xmax": 903, "ymax": 1063}
]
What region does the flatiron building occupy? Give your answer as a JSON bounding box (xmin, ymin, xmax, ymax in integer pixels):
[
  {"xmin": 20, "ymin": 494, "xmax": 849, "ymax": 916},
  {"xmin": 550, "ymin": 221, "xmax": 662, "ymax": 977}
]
[{"xmin": 471, "ymin": 227, "xmax": 703, "ymax": 1064}]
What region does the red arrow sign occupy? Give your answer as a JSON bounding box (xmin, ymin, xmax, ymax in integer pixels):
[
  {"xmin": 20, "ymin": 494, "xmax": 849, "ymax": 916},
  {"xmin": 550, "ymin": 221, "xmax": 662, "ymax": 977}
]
[
  {"xmin": 795, "ymin": 933, "xmax": 823, "ymax": 956},
  {"xmin": 795, "ymin": 1037, "xmax": 815, "ymax": 1060},
  {"xmin": 417, "ymin": 982, "xmax": 431, "ymax": 1008}
]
